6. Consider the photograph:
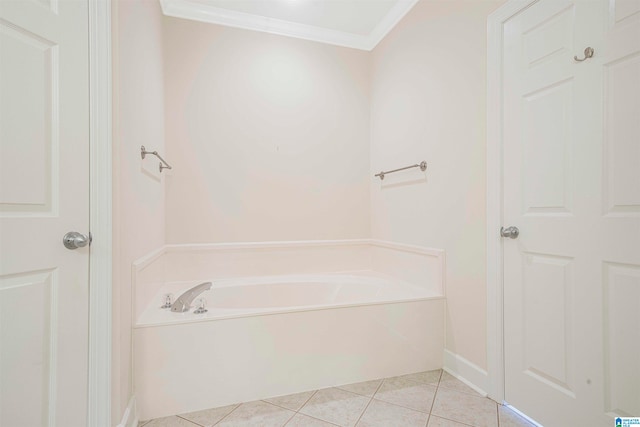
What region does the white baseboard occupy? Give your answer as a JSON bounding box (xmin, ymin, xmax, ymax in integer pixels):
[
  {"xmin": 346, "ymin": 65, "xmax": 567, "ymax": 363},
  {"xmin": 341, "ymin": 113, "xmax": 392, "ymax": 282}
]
[
  {"xmin": 443, "ymin": 349, "xmax": 489, "ymax": 397},
  {"xmin": 116, "ymin": 396, "xmax": 138, "ymax": 427}
]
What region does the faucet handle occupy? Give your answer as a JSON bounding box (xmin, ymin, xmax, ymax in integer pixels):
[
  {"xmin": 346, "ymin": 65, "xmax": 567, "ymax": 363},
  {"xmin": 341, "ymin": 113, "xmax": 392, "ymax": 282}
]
[
  {"xmin": 161, "ymin": 293, "xmax": 173, "ymax": 309},
  {"xmin": 193, "ymin": 298, "xmax": 208, "ymax": 314}
]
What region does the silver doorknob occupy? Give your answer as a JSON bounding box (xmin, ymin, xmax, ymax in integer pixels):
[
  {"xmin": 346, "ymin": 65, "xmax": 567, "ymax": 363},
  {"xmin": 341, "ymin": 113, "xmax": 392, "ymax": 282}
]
[
  {"xmin": 63, "ymin": 231, "xmax": 91, "ymax": 250},
  {"xmin": 500, "ymin": 226, "xmax": 519, "ymax": 239}
]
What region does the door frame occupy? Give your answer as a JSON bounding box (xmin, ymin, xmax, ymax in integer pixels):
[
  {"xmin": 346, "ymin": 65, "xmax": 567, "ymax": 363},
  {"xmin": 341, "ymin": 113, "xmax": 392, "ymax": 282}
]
[
  {"xmin": 486, "ymin": 0, "xmax": 538, "ymax": 404},
  {"xmin": 88, "ymin": 0, "xmax": 112, "ymax": 425}
]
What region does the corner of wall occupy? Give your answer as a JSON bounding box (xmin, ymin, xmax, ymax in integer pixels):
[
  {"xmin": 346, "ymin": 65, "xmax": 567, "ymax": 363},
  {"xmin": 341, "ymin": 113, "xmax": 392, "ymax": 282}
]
[
  {"xmin": 443, "ymin": 349, "xmax": 489, "ymax": 397},
  {"xmin": 116, "ymin": 396, "xmax": 138, "ymax": 427}
]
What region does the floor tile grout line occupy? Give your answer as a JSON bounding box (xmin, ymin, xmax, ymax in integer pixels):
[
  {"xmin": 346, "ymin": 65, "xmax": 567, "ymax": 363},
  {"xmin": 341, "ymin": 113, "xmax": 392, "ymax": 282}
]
[
  {"xmin": 437, "ymin": 384, "xmax": 486, "ymax": 398},
  {"xmin": 352, "ymin": 378, "xmax": 386, "ymax": 426},
  {"xmin": 256, "ymin": 399, "xmax": 299, "ymax": 418},
  {"xmin": 281, "ymin": 409, "xmax": 297, "ymax": 427},
  {"xmin": 147, "ymin": 370, "xmax": 452, "ymax": 426},
  {"xmin": 434, "ymin": 372, "xmax": 500, "ymax": 427},
  {"xmin": 439, "ymin": 371, "xmax": 486, "ymax": 398},
  {"xmin": 282, "ymin": 389, "xmax": 321, "ymax": 426},
  {"xmin": 428, "ymin": 414, "xmax": 478, "ymax": 427},
  {"xmin": 371, "ymin": 378, "xmax": 386, "ymax": 398},
  {"xmin": 300, "ymin": 386, "xmax": 375, "ymax": 426},
  {"xmin": 428, "ymin": 392, "xmax": 495, "ymax": 427},
  {"xmin": 367, "ymin": 396, "xmax": 435, "ymax": 415},
  {"xmin": 173, "ymin": 414, "xmax": 204, "ymax": 427},
  {"xmin": 393, "ymin": 372, "xmax": 443, "ymax": 389},
  {"xmin": 425, "ymin": 370, "xmax": 443, "ymax": 426},
  {"xmin": 353, "ymin": 395, "xmax": 374, "ymax": 426},
  {"xmin": 432, "ymin": 370, "xmax": 499, "ymax": 427},
  {"xmin": 295, "ymin": 389, "xmax": 320, "ymax": 412},
  {"xmin": 262, "ymin": 396, "xmax": 309, "ymax": 413},
  {"xmin": 211, "ymin": 403, "xmax": 242, "ymax": 426},
  {"xmin": 370, "ymin": 371, "xmax": 440, "ymax": 415},
  {"xmin": 175, "ymin": 414, "xmax": 204, "ymax": 427},
  {"xmin": 286, "ymin": 411, "xmax": 342, "ymax": 426},
  {"xmin": 335, "ymin": 378, "xmax": 383, "ymax": 398}
]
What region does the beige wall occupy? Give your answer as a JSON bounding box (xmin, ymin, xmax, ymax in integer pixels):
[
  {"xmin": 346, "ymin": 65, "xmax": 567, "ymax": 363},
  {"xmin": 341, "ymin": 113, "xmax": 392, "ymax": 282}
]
[
  {"xmin": 162, "ymin": 18, "xmax": 371, "ymax": 243},
  {"xmin": 113, "ymin": 0, "xmax": 505, "ymax": 419},
  {"xmin": 370, "ymin": 0, "xmax": 503, "ymax": 371},
  {"xmin": 112, "ymin": 0, "xmax": 166, "ymax": 421}
]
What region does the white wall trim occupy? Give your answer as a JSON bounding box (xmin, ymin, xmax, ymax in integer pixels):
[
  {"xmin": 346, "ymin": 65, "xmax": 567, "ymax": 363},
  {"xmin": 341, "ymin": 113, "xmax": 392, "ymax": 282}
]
[
  {"xmin": 158, "ymin": 0, "xmax": 418, "ymax": 51},
  {"xmin": 443, "ymin": 350, "xmax": 489, "ymax": 397},
  {"xmin": 486, "ymin": 0, "xmax": 539, "ymax": 404},
  {"xmin": 116, "ymin": 396, "xmax": 138, "ymax": 427},
  {"xmin": 87, "ymin": 0, "xmax": 112, "ymax": 425}
]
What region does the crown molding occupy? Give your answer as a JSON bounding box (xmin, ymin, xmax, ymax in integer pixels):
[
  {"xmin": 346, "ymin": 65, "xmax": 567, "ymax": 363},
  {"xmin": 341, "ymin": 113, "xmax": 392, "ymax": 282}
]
[
  {"xmin": 159, "ymin": 0, "xmax": 419, "ymax": 51},
  {"xmin": 367, "ymin": 0, "xmax": 419, "ymax": 49}
]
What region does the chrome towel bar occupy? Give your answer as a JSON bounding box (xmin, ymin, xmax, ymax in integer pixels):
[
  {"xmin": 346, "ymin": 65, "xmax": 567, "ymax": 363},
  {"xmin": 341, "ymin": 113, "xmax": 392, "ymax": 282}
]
[
  {"xmin": 141, "ymin": 145, "xmax": 172, "ymax": 173},
  {"xmin": 375, "ymin": 161, "xmax": 427, "ymax": 180}
]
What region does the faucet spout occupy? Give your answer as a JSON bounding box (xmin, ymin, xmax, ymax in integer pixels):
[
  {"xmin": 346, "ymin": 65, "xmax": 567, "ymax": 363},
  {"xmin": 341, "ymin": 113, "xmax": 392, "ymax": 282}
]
[{"xmin": 171, "ymin": 282, "xmax": 212, "ymax": 312}]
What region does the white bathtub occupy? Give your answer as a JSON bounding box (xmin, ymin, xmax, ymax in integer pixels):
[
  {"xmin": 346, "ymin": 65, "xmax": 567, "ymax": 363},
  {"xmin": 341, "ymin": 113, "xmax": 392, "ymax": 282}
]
[
  {"xmin": 133, "ymin": 240, "xmax": 445, "ymax": 420},
  {"xmin": 137, "ymin": 272, "xmax": 437, "ymax": 327}
]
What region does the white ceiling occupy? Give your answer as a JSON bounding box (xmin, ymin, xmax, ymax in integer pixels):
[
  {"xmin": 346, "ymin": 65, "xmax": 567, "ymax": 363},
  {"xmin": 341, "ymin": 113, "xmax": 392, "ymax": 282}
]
[{"xmin": 159, "ymin": 0, "xmax": 420, "ymax": 50}]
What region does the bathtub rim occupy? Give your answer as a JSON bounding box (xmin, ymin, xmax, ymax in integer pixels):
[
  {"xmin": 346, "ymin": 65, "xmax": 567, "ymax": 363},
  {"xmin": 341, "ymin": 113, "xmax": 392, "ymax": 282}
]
[{"xmin": 132, "ymin": 239, "xmax": 447, "ymax": 328}]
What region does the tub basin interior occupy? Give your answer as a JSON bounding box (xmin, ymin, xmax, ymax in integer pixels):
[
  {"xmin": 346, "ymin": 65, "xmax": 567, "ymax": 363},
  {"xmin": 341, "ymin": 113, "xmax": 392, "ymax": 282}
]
[{"xmin": 136, "ymin": 270, "xmax": 441, "ymax": 327}]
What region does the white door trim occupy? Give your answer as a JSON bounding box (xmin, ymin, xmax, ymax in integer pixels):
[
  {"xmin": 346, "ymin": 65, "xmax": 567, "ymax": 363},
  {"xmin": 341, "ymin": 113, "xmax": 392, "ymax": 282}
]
[
  {"xmin": 486, "ymin": 0, "xmax": 538, "ymax": 404},
  {"xmin": 88, "ymin": 0, "xmax": 112, "ymax": 425}
]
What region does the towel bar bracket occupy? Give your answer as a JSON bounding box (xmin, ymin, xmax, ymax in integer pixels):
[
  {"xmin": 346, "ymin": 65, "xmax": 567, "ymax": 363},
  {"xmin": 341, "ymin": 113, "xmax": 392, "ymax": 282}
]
[{"xmin": 141, "ymin": 145, "xmax": 172, "ymax": 173}]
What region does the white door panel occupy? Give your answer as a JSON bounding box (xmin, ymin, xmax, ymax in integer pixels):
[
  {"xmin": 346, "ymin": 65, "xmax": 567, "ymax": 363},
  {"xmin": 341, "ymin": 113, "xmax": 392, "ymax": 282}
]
[
  {"xmin": 502, "ymin": 0, "xmax": 639, "ymax": 425},
  {"xmin": 0, "ymin": 0, "xmax": 90, "ymax": 426}
]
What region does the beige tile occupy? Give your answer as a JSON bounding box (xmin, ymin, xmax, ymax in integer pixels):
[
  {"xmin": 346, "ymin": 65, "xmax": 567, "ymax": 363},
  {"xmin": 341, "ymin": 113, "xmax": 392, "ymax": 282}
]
[
  {"xmin": 143, "ymin": 416, "xmax": 199, "ymax": 427},
  {"xmin": 427, "ymin": 415, "xmax": 472, "ymax": 426},
  {"xmin": 373, "ymin": 376, "xmax": 437, "ymax": 413},
  {"xmin": 286, "ymin": 413, "xmax": 339, "ymax": 426},
  {"xmin": 217, "ymin": 401, "xmax": 294, "ymax": 427},
  {"xmin": 498, "ymin": 405, "xmax": 536, "ymax": 427},
  {"xmin": 357, "ymin": 399, "xmax": 429, "ymax": 427},
  {"xmin": 337, "ymin": 379, "xmax": 383, "ymax": 397},
  {"xmin": 397, "ymin": 370, "xmax": 442, "ymax": 387},
  {"xmin": 437, "ymin": 372, "xmax": 481, "ymax": 396},
  {"xmin": 138, "ymin": 421, "xmax": 150, "ymax": 427},
  {"xmin": 179, "ymin": 404, "xmax": 239, "ymax": 426},
  {"xmin": 299, "ymin": 387, "xmax": 370, "ymax": 427},
  {"xmin": 265, "ymin": 390, "xmax": 317, "ymax": 411},
  {"xmin": 431, "ymin": 388, "xmax": 498, "ymax": 427}
]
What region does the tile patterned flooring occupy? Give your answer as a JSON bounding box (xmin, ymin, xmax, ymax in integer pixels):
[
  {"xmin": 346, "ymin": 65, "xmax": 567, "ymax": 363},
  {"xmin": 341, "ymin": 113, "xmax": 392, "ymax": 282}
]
[{"xmin": 138, "ymin": 370, "xmax": 535, "ymax": 427}]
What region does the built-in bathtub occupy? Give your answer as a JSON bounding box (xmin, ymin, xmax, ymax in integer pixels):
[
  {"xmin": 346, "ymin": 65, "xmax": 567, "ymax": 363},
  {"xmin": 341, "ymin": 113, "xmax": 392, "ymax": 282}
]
[{"xmin": 133, "ymin": 240, "xmax": 445, "ymax": 420}]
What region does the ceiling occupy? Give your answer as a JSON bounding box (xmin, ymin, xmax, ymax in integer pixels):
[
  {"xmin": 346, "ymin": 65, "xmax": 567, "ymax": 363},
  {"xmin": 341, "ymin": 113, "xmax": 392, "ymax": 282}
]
[{"xmin": 159, "ymin": 0, "xmax": 420, "ymax": 50}]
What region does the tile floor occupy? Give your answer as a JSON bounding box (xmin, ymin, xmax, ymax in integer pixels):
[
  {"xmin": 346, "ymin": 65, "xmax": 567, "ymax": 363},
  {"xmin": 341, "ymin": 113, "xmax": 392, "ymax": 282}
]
[{"xmin": 138, "ymin": 370, "xmax": 536, "ymax": 427}]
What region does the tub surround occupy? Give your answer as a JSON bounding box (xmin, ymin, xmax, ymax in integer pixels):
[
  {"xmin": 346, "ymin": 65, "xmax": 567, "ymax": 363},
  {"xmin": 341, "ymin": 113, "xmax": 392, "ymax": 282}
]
[{"xmin": 132, "ymin": 239, "xmax": 445, "ymax": 420}]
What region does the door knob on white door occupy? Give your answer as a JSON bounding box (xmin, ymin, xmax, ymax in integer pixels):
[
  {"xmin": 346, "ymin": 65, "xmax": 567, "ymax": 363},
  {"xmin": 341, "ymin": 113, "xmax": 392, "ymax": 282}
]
[
  {"xmin": 500, "ymin": 226, "xmax": 519, "ymax": 239},
  {"xmin": 63, "ymin": 231, "xmax": 91, "ymax": 249}
]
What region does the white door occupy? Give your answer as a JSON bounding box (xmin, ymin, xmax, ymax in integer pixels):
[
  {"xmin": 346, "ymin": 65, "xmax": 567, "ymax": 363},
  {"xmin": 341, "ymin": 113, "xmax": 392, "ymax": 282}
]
[
  {"xmin": 502, "ymin": 0, "xmax": 640, "ymax": 425},
  {"xmin": 0, "ymin": 0, "xmax": 90, "ymax": 425}
]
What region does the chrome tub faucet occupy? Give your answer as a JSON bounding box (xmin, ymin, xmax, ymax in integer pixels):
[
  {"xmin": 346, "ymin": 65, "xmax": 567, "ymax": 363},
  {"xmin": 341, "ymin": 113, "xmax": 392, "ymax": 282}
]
[{"xmin": 171, "ymin": 281, "xmax": 212, "ymax": 312}]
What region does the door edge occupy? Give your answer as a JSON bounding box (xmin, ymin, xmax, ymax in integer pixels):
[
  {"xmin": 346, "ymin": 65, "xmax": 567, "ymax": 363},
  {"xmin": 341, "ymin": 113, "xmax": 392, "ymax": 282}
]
[
  {"xmin": 88, "ymin": 0, "xmax": 112, "ymax": 425},
  {"xmin": 485, "ymin": 0, "xmax": 540, "ymax": 404}
]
